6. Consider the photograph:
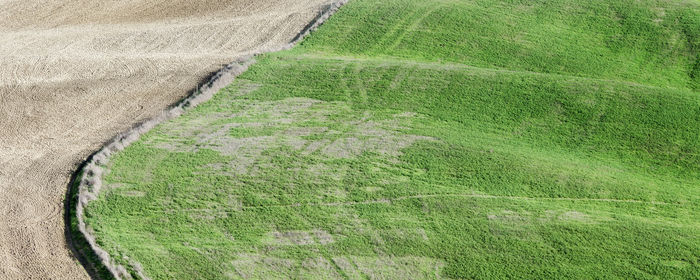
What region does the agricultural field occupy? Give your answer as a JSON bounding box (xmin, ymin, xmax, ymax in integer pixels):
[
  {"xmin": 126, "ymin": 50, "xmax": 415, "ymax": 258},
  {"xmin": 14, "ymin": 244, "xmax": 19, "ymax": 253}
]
[
  {"xmin": 85, "ymin": 0, "xmax": 700, "ymax": 278},
  {"xmin": 0, "ymin": 0, "xmax": 337, "ymax": 279}
]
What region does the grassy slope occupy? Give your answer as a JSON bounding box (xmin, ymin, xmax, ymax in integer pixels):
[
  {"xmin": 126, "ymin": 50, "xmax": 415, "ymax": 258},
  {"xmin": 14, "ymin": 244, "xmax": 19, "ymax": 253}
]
[{"xmin": 85, "ymin": 0, "xmax": 700, "ymax": 279}]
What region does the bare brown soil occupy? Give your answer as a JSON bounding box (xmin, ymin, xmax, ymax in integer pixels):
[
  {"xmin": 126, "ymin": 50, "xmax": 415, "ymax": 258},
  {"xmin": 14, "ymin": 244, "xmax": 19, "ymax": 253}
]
[{"xmin": 0, "ymin": 1, "xmax": 335, "ymax": 278}]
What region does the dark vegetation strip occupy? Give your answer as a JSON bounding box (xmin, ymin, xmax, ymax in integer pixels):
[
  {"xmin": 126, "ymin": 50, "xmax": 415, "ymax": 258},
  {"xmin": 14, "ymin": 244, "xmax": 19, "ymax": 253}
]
[{"xmin": 66, "ymin": 167, "xmax": 113, "ymax": 280}]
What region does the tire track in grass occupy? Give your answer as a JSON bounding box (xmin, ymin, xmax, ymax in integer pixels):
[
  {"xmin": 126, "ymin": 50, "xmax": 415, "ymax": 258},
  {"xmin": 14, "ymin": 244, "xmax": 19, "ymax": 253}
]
[{"xmin": 385, "ymin": 4, "xmax": 443, "ymax": 52}]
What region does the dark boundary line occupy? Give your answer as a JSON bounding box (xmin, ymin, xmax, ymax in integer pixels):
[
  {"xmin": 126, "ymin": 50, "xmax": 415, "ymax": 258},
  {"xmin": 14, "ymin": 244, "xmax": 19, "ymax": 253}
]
[{"xmin": 65, "ymin": 158, "xmax": 112, "ymax": 280}]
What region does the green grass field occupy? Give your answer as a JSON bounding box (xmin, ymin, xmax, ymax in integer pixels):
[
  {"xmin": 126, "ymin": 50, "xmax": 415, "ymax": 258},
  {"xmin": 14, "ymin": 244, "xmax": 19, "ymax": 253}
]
[{"xmin": 84, "ymin": 0, "xmax": 700, "ymax": 278}]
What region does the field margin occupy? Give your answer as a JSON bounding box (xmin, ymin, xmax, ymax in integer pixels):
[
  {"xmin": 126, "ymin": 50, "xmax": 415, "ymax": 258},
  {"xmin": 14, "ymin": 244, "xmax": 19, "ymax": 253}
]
[{"xmin": 66, "ymin": 1, "xmax": 349, "ymax": 279}]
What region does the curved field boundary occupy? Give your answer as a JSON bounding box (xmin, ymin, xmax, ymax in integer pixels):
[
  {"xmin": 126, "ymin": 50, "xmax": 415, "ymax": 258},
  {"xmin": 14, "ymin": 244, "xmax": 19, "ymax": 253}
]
[{"xmin": 69, "ymin": 1, "xmax": 349, "ymax": 279}]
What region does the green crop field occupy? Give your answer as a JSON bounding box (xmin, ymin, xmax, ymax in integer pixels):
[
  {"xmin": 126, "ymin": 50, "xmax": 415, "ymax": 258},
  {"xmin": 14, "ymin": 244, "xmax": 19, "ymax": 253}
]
[{"xmin": 83, "ymin": 0, "xmax": 700, "ymax": 278}]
